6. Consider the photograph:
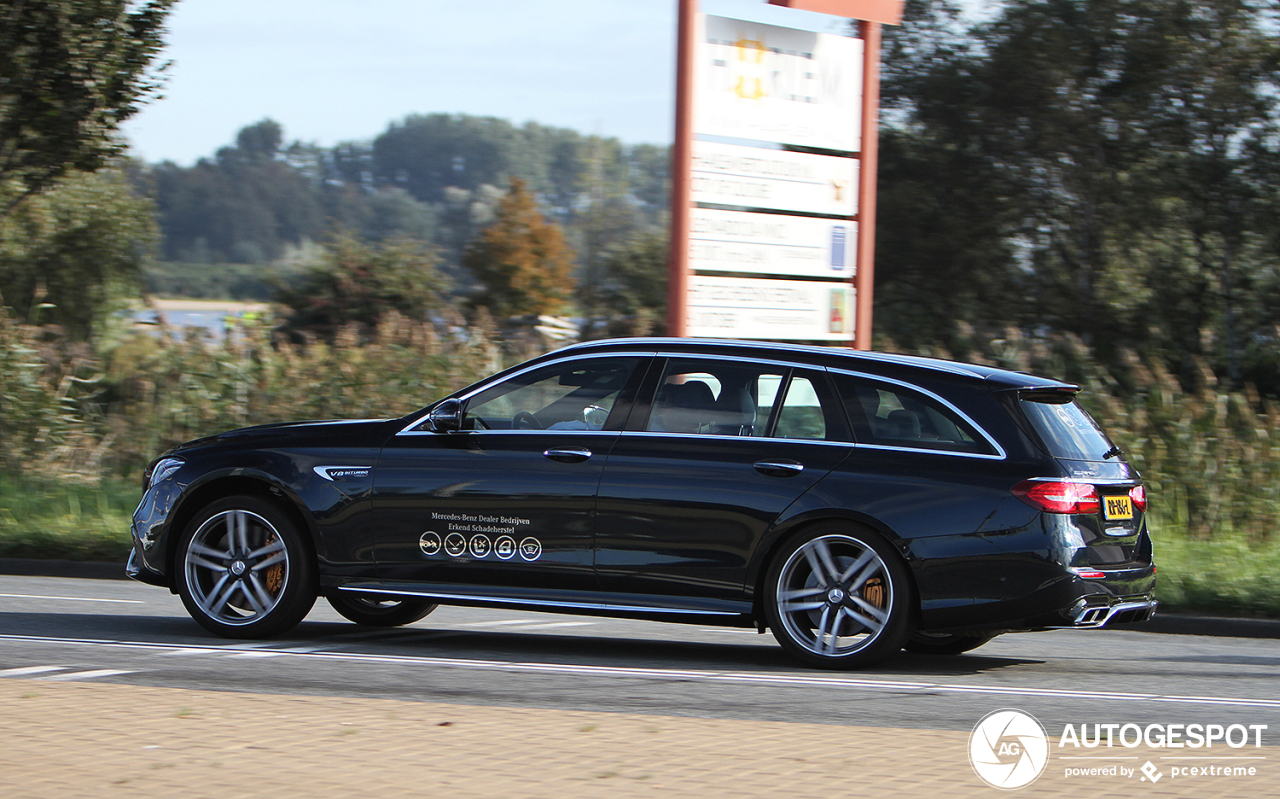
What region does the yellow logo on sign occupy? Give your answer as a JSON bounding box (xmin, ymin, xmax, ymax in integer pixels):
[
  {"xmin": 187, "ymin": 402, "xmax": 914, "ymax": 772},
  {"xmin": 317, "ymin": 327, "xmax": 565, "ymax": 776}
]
[{"xmin": 733, "ymin": 37, "xmax": 767, "ymax": 100}]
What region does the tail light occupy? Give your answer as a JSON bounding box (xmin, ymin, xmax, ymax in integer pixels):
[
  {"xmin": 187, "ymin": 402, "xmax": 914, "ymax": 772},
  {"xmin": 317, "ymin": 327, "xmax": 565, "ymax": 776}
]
[
  {"xmin": 1129, "ymin": 484, "xmax": 1147, "ymax": 512},
  {"xmin": 1012, "ymin": 480, "xmax": 1101, "ymax": 514}
]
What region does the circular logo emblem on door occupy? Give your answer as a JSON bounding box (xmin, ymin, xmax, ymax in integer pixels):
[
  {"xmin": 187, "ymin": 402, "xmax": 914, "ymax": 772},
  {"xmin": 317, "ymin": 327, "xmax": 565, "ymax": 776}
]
[
  {"xmin": 519, "ymin": 537, "xmax": 542, "ymax": 561},
  {"xmin": 494, "ymin": 535, "xmax": 517, "ymax": 560},
  {"xmin": 469, "ymin": 534, "xmax": 492, "ymax": 558},
  {"xmin": 444, "ymin": 533, "xmax": 467, "ymax": 558},
  {"xmin": 419, "ymin": 531, "xmax": 441, "ymax": 556}
]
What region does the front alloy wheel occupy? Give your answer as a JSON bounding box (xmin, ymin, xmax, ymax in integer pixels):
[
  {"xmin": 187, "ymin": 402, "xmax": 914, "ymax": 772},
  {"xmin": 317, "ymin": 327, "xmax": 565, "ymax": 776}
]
[
  {"xmin": 765, "ymin": 526, "xmax": 911, "ymax": 669},
  {"xmin": 176, "ymin": 496, "xmax": 316, "ymax": 638}
]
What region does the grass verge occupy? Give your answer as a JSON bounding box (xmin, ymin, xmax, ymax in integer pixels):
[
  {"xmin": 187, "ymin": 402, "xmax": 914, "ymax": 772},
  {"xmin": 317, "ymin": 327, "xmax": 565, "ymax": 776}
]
[{"xmin": 0, "ymin": 476, "xmax": 138, "ymax": 562}]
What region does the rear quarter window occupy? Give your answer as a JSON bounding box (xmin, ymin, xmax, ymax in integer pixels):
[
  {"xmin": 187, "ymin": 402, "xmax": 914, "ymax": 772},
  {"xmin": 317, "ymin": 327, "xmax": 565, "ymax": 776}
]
[
  {"xmin": 833, "ymin": 374, "xmax": 994, "ymax": 455},
  {"xmin": 1019, "ymin": 395, "xmax": 1117, "ymax": 462}
]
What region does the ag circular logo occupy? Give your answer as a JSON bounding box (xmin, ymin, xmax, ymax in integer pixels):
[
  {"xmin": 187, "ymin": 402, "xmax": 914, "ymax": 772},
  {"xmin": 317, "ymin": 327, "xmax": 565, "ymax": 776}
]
[{"xmin": 969, "ymin": 708, "xmax": 1049, "ymax": 790}]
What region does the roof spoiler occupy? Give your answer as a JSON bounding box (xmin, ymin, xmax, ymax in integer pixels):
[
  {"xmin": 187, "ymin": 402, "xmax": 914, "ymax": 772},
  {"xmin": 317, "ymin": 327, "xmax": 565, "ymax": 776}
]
[{"xmin": 1016, "ymin": 386, "xmax": 1081, "ymax": 404}]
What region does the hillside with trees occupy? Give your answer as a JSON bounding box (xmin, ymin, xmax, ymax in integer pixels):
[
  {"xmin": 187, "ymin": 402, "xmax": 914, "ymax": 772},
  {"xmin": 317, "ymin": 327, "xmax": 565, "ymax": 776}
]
[{"xmin": 137, "ymin": 113, "xmax": 671, "ymax": 332}]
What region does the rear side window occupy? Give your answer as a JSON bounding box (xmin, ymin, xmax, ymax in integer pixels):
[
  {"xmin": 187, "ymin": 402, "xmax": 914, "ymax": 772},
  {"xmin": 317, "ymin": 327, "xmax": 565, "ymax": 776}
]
[
  {"xmin": 645, "ymin": 360, "xmax": 847, "ymax": 441},
  {"xmin": 1019, "ymin": 395, "xmax": 1117, "ymax": 462},
  {"xmin": 648, "ymin": 359, "xmax": 786, "ymax": 437},
  {"xmin": 833, "ymin": 374, "xmax": 993, "ymax": 455},
  {"xmin": 774, "ymin": 375, "xmax": 828, "ymax": 440}
]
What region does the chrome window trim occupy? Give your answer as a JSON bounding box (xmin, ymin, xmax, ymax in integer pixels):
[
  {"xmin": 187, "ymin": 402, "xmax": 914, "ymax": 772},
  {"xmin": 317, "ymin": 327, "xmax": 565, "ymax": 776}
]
[
  {"xmin": 850, "ymin": 442, "xmax": 1006, "ymax": 461},
  {"xmin": 397, "ymin": 351, "xmax": 655, "ymax": 436},
  {"xmin": 826, "ymin": 367, "xmax": 1008, "ymax": 460},
  {"xmin": 653, "ymin": 350, "xmax": 801, "ymax": 372},
  {"xmin": 1022, "ymin": 476, "xmax": 1139, "ymax": 486},
  {"xmin": 397, "ymin": 429, "xmax": 624, "ymax": 439},
  {"xmin": 337, "ymin": 585, "xmax": 739, "ymax": 616},
  {"xmin": 619, "ymin": 430, "xmax": 853, "ymax": 448}
]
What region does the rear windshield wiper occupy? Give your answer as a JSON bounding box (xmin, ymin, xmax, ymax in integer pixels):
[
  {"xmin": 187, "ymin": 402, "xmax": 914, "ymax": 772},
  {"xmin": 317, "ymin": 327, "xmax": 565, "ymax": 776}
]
[{"xmin": 1102, "ymin": 445, "xmax": 1123, "ymax": 459}]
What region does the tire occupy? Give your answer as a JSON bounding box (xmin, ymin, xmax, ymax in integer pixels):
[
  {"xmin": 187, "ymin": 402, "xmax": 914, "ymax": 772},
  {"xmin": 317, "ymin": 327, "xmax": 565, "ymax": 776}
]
[
  {"xmin": 175, "ymin": 495, "xmax": 317, "ymax": 638},
  {"xmin": 764, "ymin": 523, "xmax": 913, "ymax": 669},
  {"xmin": 904, "ymin": 632, "xmax": 999, "ymax": 656},
  {"xmin": 327, "ymin": 592, "xmax": 437, "ymax": 627}
]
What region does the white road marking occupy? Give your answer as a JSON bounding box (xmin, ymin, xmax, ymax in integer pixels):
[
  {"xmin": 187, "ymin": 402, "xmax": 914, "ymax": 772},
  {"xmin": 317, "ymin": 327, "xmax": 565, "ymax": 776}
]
[
  {"xmin": 36, "ymin": 669, "xmax": 136, "ymax": 682},
  {"xmin": 1, "ymin": 633, "xmax": 1278, "ymax": 711},
  {"xmin": 0, "ymin": 593, "xmax": 144, "ymax": 604},
  {"xmin": 454, "ymin": 619, "xmax": 593, "ymax": 628},
  {"xmin": 0, "ymin": 665, "xmax": 68, "ymax": 677}
]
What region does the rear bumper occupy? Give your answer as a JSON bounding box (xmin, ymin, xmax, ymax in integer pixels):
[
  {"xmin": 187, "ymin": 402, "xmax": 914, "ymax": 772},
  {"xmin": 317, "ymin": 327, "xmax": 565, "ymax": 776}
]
[{"xmin": 1062, "ymin": 595, "xmax": 1157, "ymax": 628}]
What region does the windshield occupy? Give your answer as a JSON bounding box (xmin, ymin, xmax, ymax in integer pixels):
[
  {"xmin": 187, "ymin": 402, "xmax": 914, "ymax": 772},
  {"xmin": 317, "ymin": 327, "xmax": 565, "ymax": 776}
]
[{"xmin": 1019, "ymin": 396, "xmax": 1118, "ymax": 462}]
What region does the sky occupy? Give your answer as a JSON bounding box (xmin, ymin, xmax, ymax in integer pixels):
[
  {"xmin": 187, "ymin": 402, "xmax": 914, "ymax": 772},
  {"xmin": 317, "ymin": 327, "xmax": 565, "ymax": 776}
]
[{"xmin": 121, "ymin": 0, "xmax": 867, "ymax": 166}]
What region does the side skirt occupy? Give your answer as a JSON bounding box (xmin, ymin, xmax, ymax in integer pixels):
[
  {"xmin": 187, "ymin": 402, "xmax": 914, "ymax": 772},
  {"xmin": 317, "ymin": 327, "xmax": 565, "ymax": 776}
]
[{"xmin": 334, "ymin": 581, "xmax": 757, "ymax": 628}]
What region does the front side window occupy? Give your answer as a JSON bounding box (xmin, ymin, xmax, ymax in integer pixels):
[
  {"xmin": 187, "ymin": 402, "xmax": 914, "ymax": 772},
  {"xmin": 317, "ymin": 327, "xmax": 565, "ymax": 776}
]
[
  {"xmin": 834, "ymin": 374, "xmax": 992, "ymax": 454},
  {"xmin": 460, "ymin": 358, "xmax": 638, "ymax": 431}
]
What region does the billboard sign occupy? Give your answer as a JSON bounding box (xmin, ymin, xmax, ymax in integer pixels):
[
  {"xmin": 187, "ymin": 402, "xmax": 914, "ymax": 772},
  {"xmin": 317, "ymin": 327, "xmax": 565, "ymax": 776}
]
[
  {"xmin": 687, "ymin": 274, "xmax": 854, "ymax": 341},
  {"xmin": 694, "ymin": 15, "xmax": 863, "ymax": 152},
  {"xmin": 692, "ymin": 140, "xmax": 858, "ymax": 216},
  {"xmin": 690, "ymin": 208, "xmax": 855, "ymax": 279}
]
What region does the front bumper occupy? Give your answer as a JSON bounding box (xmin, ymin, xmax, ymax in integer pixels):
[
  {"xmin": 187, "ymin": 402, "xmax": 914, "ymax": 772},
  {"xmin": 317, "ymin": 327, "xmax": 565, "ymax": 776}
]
[
  {"xmin": 125, "ymin": 548, "xmax": 167, "ymax": 587},
  {"xmin": 127, "ymin": 480, "xmax": 184, "ymax": 588}
]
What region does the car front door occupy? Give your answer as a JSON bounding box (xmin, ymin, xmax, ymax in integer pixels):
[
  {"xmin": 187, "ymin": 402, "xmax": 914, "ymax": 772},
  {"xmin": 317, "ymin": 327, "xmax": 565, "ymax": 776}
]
[
  {"xmin": 372, "ymin": 355, "xmax": 646, "ymax": 593},
  {"xmin": 592, "ymin": 357, "xmax": 851, "ymax": 607}
]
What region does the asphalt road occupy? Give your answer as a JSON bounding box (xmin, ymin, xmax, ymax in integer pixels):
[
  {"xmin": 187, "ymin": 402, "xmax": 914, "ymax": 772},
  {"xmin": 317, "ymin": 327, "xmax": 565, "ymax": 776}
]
[{"xmin": 2, "ymin": 574, "xmax": 1278, "ymax": 737}]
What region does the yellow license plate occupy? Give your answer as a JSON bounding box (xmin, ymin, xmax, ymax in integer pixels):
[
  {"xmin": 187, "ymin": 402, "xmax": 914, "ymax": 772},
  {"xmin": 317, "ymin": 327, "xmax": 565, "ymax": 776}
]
[{"xmin": 1103, "ymin": 496, "xmax": 1133, "ymax": 520}]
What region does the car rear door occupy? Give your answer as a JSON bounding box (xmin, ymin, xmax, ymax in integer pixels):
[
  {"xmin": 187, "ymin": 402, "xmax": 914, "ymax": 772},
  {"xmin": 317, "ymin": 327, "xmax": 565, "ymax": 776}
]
[{"xmin": 591, "ymin": 356, "xmax": 851, "ymax": 605}]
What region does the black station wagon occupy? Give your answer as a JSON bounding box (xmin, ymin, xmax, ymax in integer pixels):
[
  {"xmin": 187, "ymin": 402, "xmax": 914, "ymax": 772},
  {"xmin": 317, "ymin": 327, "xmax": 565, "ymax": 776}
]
[{"xmin": 129, "ymin": 338, "xmax": 1156, "ymax": 668}]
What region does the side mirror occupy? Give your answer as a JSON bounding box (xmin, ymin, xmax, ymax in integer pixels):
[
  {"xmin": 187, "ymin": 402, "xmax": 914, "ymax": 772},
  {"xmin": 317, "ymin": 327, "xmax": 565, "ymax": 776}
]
[{"xmin": 427, "ymin": 398, "xmax": 462, "ymax": 432}]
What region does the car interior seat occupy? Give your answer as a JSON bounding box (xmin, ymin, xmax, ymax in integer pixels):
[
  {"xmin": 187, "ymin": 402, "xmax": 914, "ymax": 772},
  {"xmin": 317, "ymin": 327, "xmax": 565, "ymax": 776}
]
[{"xmin": 653, "ymin": 381, "xmax": 716, "ymax": 433}]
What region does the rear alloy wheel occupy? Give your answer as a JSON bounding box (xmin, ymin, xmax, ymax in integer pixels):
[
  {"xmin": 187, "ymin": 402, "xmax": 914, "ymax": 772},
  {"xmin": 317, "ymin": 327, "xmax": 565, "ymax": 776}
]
[
  {"xmin": 326, "ymin": 592, "xmax": 437, "ymax": 627},
  {"xmin": 765, "ymin": 525, "xmax": 912, "ymax": 669},
  {"xmin": 176, "ymin": 495, "xmax": 317, "ymax": 638},
  {"xmin": 904, "ymin": 632, "xmax": 999, "ymax": 656}
]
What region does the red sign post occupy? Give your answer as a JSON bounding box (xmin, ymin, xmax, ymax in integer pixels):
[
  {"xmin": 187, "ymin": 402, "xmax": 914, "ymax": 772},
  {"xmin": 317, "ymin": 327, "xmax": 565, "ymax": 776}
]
[{"xmin": 668, "ymin": 0, "xmax": 904, "ymax": 349}]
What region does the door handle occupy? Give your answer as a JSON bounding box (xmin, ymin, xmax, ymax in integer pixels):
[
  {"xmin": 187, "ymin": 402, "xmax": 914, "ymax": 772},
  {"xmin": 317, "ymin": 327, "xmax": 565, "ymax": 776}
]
[
  {"xmin": 754, "ymin": 459, "xmax": 804, "ymax": 477},
  {"xmin": 544, "ymin": 447, "xmax": 593, "ymax": 463}
]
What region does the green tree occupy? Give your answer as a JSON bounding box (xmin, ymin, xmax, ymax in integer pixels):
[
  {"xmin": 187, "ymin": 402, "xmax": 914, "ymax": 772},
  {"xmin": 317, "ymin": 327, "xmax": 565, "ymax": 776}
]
[
  {"xmin": 592, "ymin": 230, "xmax": 668, "ymax": 337},
  {"xmin": 0, "ymin": 0, "xmax": 175, "ymax": 218},
  {"xmin": 275, "ymin": 232, "xmax": 449, "ymax": 340},
  {"xmin": 463, "ymin": 177, "xmax": 576, "ymax": 319},
  {"xmin": 149, "ymin": 119, "xmax": 328, "ymax": 264},
  {"xmin": 879, "ymin": 0, "xmax": 1280, "ymax": 391},
  {"xmin": 0, "ymin": 165, "xmax": 158, "ymax": 336}
]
